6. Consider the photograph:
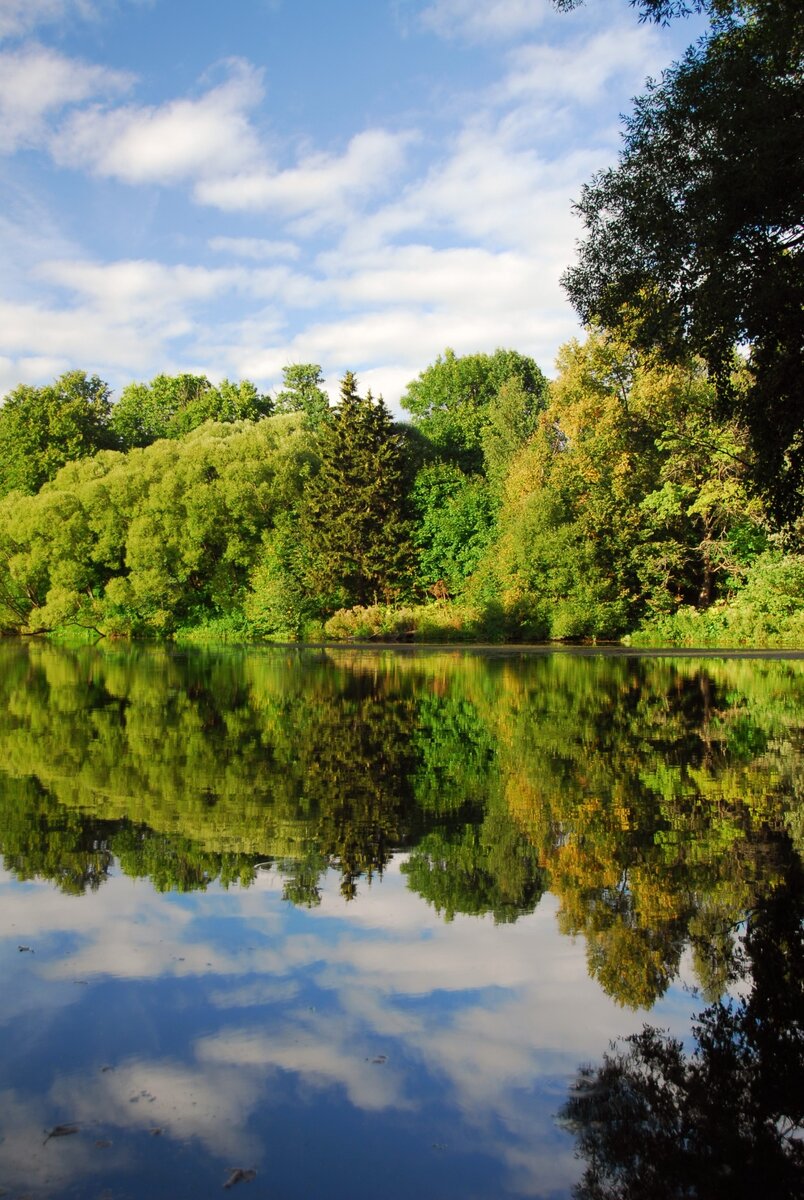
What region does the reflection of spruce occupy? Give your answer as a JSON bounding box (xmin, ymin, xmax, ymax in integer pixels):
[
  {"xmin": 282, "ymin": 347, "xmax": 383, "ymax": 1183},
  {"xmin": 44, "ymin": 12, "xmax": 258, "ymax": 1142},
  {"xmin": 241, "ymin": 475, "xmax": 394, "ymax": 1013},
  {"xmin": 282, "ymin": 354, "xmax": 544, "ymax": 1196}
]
[{"xmin": 0, "ymin": 641, "xmax": 802, "ymax": 958}]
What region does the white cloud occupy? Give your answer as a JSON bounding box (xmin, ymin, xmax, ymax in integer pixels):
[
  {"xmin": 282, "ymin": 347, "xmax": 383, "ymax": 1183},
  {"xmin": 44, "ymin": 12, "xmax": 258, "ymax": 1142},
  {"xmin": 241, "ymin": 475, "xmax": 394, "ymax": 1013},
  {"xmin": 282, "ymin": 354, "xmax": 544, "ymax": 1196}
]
[
  {"xmin": 54, "ymin": 58, "xmax": 265, "ymax": 184},
  {"xmin": 0, "ymin": 43, "xmax": 133, "ymax": 151},
  {"xmin": 0, "ymin": 353, "xmax": 71, "ymax": 397},
  {"xmin": 38, "ymin": 255, "xmax": 321, "ymax": 315},
  {"xmin": 208, "ymin": 236, "xmax": 300, "ymax": 261},
  {"xmin": 0, "ymin": 0, "xmax": 96, "ymax": 40},
  {"xmin": 196, "ymin": 128, "xmax": 416, "ymax": 221},
  {"xmin": 0, "ymin": 7, "xmax": 674, "ymax": 404},
  {"xmin": 498, "ymin": 24, "xmax": 662, "ymax": 105},
  {"xmin": 419, "ymin": 0, "xmax": 549, "ymax": 42}
]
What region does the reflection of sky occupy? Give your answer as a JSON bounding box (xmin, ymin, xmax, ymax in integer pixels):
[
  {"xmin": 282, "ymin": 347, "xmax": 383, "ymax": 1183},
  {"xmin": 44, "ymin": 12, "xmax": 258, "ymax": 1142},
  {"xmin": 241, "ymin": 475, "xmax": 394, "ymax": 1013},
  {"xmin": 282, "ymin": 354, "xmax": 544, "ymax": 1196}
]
[{"xmin": 0, "ymin": 858, "xmax": 696, "ymax": 1199}]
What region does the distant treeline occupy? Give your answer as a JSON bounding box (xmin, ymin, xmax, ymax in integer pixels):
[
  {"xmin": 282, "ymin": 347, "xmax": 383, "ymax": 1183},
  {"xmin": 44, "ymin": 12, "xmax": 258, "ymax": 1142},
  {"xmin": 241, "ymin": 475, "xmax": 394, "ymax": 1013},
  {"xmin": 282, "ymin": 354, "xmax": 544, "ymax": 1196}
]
[{"xmin": 0, "ymin": 334, "xmax": 801, "ymax": 646}]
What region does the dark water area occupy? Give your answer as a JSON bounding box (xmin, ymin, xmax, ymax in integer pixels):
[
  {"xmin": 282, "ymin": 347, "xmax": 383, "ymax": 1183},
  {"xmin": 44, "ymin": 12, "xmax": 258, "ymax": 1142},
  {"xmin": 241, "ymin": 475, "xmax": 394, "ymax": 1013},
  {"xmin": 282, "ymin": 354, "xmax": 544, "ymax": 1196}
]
[{"xmin": 0, "ymin": 641, "xmax": 802, "ymax": 1199}]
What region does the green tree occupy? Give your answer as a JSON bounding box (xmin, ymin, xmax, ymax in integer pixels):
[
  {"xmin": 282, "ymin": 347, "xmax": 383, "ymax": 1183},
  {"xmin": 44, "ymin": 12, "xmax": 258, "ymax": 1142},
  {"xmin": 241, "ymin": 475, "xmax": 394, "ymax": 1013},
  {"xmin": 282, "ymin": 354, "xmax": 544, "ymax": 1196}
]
[
  {"xmin": 273, "ymin": 363, "xmax": 330, "ymax": 429},
  {"xmin": 411, "ymin": 461, "xmax": 496, "ymax": 597},
  {"xmin": 559, "ymin": 0, "xmax": 804, "ymax": 518},
  {"xmin": 469, "ymin": 328, "xmax": 766, "ymax": 638},
  {"xmin": 299, "ymin": 372, "xmax": 415, "ymax": 609},
  {"xmin": 110, "ymin": 373, "xmax": 272, "ymax": 448},
  {"xmin": 0, "ymin": 416, "xmax": 312, "ymax": 636},
  {"xmin": 401, "ymin": 348, "xmax": 547, "ymax": 473},
  {"xmin": 0, "ymin": 371, "xmax": 117, "ymax": 497}
]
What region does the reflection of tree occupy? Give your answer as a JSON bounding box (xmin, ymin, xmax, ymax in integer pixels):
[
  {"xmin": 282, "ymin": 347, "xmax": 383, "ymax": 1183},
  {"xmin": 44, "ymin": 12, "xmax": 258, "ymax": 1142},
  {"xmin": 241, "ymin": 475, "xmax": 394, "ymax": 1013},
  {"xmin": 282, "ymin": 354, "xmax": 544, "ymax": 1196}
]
[
  {"xmin": 0, "ymin": 776, "xmax": 115, "ymax": 895},
  {"xmin": 560, "ymin": 862, "xmax": 804, "ymax": 1199},
  {"xmin": 402, "ymin": 806, "xmax": 546, "ymax": 923},
  {"xmin": 0, "ymin": 641, "xmax": 801, "ymax": 970},
  {"xmin": 0, "ymin": 643, "xmax": 500, "ymax": 903},
  {"xmin": 499, "ymin": 656, "xmax": 804, "ymax": 1006},
  {"xmin": 0, "ymin": 777, "xmax": 257, "ymax": 895}
]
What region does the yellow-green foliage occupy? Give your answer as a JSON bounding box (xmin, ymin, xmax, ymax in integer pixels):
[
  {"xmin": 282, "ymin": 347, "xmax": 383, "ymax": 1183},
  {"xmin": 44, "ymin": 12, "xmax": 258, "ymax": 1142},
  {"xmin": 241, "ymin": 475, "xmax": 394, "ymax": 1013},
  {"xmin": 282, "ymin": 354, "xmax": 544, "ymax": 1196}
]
[
  {"xmin": 323, "ymin": 601, "xmax": 508, "ymax": 642},
  {"xmin": 468, "ymin": 329, "xmax": 768, "ymax": 641},
  {"xmin": 0, "ymin": 414, "xmax": 314, "ymax": 637}
]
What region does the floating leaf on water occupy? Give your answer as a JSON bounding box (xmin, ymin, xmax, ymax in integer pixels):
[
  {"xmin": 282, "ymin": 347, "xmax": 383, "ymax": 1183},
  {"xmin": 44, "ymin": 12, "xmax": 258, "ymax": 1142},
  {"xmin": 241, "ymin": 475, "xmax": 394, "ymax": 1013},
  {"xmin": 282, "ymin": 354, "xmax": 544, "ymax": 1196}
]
[
  {"xmin": 43, "ymin": 1123, "xmax": 79, "ymax": 1144},
  {"xmin": 223, "ymin": 1167, "xmax": 257, "ymax": 1189}
]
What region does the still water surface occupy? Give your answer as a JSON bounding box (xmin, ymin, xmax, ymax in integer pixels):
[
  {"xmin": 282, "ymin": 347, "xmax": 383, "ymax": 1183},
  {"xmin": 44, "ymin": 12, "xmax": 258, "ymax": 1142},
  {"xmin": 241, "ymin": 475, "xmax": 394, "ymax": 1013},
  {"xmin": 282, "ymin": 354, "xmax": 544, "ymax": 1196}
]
[{"xmin": 0, "ymin": 642, "xmax": 802, "ymax": 1198}]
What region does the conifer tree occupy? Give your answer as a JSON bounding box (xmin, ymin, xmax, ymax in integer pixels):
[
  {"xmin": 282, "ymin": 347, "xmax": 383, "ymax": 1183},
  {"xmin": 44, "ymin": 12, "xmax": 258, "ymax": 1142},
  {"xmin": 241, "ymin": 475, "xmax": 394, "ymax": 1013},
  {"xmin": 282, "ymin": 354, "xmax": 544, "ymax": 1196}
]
[{"xmin": 300, "ymin": 372, "xmax": 414, "ymax": 608}]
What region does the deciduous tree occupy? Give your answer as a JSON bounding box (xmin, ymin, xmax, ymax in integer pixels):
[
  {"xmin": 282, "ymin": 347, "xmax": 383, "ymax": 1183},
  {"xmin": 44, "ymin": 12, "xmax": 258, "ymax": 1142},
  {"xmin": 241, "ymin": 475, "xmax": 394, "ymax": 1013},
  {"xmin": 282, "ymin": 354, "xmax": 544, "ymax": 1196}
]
[
  {"xmin": 559, "ymin": 0, "xmax": 804, "ymax": 517},
  {"xmin": 0, "ymin": 371, "xmax": 117, "ymax": 497}
]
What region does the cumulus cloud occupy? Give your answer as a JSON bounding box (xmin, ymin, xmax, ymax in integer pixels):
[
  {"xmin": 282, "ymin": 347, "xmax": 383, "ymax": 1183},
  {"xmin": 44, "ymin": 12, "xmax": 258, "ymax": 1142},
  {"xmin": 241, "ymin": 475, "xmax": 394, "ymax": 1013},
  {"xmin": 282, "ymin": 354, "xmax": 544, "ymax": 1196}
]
[
  {"xmin": 0, "ymin": 0, "xmax": 97, "ymax": 40},
  {"xmin": 0, "ymin": 43, "xmax": 133, "ymax": 152},
  {"xmin": 195, "ymin": 128, "xmax": 416, "ymax": 222},
  {"xmin": 46, "ymin": 56, "xmax": 412, "ymax": 233},
  {"xmin": 419, "ymin": 0, "xmax": 549, "ymax": 43},
  {"xmin": 53, "ymin": 58, "xmax": 265, "ymax": 184},
  {"xmin": 0, "ymin": 5, "xmax": 674, "ymax": 403},
  {"xmin": 498, "ymin": 24, "xmax": 663, "ymax": 105}
]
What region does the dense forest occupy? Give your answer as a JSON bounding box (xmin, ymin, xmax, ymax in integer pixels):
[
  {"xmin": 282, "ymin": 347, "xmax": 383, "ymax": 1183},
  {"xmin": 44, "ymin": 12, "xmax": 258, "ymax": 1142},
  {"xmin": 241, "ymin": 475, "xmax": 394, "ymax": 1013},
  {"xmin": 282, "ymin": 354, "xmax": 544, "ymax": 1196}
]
[{"xmin": 0, "ymin": 0, "xmax": 801, "ymax": 647}]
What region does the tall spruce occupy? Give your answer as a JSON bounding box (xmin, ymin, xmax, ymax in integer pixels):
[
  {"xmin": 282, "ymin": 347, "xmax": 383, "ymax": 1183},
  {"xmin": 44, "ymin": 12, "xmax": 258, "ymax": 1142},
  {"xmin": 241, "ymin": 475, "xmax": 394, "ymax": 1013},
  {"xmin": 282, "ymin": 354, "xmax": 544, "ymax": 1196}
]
[{"xmin": 300, "ymin": 372, "xmax": 414, "ymax": 608}]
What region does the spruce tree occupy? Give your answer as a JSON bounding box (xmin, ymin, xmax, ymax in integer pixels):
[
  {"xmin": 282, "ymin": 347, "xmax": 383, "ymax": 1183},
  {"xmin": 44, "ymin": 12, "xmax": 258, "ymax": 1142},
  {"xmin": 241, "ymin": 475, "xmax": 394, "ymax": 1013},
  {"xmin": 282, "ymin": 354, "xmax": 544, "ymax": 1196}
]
[{"xmin": 300, "ymin": 372, "xmax": 414, "ymax": 609}]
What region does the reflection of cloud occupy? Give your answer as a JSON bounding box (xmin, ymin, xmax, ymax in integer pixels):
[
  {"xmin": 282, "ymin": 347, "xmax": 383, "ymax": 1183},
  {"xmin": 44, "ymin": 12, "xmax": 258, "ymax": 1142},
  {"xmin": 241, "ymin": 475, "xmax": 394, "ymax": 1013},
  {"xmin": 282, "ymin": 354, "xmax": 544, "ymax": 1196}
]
[
  {"xmin": 208, "ymin": 979, "xmax": 299, "ymax": 1010},
  {"xmin": 0, "ymin": 1086, "xmax": 127, "ymax": 1194},
  {"xmin": 51, "ymin": 1060, "xmax": 262, "ymax": 1161},
  {"xmin": 198, "ymin": 1016, "xmax": 410, "ymax": 1114},
  {"xmin": 0, "ymin": 871, "xmax": 285, "ymax": 993},
  {"xmin": 0, "ymin": 857, "xmax": 697, "ymax": 1197}
]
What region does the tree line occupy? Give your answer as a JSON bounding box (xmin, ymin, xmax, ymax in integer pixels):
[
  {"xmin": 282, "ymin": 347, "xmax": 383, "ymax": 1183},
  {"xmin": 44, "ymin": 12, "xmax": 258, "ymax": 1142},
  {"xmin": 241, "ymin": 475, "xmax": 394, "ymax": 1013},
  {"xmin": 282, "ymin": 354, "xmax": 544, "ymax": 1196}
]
[
  {"xmin": 0, "ymin": 333, "xmax": 799, "ymax": 644},
  {"xmin": 0, "ymin": 0, "xmax": 800, "ymax": 646}
]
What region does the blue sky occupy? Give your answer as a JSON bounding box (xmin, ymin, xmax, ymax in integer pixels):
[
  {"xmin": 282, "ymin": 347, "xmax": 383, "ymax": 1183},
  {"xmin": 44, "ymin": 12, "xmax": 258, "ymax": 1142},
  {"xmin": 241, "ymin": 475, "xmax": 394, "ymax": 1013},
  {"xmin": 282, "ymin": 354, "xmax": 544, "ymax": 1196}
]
[{"xmin": 0, "ymin": 0, "xmax": 705, "ymax": 410}]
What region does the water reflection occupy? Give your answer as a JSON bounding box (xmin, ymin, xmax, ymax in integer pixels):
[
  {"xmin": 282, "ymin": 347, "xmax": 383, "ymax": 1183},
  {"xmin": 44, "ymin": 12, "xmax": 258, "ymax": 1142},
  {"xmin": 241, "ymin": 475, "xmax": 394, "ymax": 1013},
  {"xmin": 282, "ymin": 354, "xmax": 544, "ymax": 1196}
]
[
  {"xmin": 561, "ymin": 863, "xmax": 804, "ymax": 1199},
  {"xmin": 2, "ymin": 864, "xmax": 647, "ymax": 1198},
  {"xmin": 1, "ymin": 642, "xmax": 801, "ymax": 1007},
  {"xmin": 0, "ymin": 642, "xmax": 802, "ymax": 1197}
]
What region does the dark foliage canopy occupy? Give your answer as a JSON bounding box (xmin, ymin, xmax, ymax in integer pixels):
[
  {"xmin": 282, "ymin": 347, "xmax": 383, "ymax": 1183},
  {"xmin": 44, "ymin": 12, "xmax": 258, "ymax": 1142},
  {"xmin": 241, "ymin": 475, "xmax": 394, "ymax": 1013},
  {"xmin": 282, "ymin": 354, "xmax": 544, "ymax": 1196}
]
[
  {"xmin": 561, "ymin": 858, "xmax": 804, "ymax": 1198},
  {"xmin": 560, "ymin": 1, "xmax": 804, "ymax": 518}
]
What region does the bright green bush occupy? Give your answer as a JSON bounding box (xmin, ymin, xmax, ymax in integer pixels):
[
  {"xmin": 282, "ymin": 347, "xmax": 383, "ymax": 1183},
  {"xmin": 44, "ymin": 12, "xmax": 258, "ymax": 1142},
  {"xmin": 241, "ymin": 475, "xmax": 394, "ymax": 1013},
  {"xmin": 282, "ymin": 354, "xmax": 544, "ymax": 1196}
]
[{"xmin": 628, "ymin": 552, "xmax": 804, "ymax": 647}]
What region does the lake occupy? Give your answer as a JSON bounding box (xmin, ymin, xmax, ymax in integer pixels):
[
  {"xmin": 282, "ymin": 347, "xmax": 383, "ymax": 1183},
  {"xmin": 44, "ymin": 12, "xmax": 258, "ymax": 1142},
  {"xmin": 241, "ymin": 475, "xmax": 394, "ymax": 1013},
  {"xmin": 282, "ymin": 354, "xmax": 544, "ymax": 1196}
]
[{"xmin": 1, "ymin": 641, "xmax": 802, "ymax": 1199}]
